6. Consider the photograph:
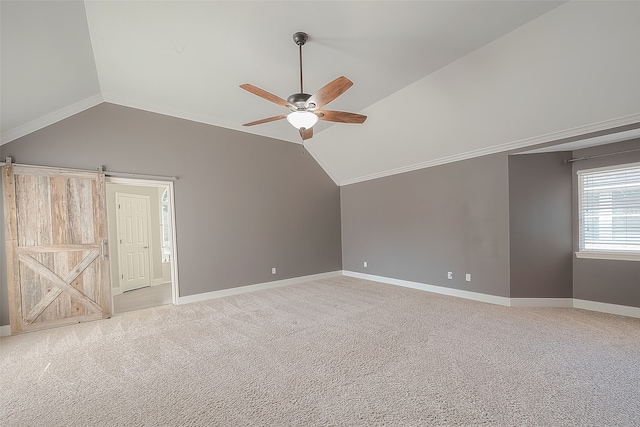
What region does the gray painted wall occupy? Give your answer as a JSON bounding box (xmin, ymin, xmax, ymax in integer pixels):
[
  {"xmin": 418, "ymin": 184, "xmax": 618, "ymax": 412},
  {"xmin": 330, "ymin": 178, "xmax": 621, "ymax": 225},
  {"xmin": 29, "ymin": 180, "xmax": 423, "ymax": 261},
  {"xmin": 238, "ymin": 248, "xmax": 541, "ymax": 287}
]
[
  {"xmin": 0, "ymin": 103, "xmax": 342, "ymax": 326},
  {"xmin": 341, "ymin": 153, "xmax": 511, "ymax": 297},
  {"xmin": 572, "ymin": 138, "xmax": 640, "ymax": 308},
  {"xmin": 508, "ymin": 152, "xmax": 573, "ymax": 298}
]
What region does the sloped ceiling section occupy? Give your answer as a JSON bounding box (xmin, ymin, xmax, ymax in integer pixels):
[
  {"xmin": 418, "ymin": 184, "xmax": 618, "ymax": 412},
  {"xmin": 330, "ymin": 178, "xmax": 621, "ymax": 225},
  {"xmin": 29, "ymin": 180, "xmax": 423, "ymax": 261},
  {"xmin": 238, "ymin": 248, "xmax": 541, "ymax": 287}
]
[
  {"xmin": 1, "ymin": 1, "xmax": 563, "ymax": 147},
  {"xmin": 2, "ymin": 1, "xmax": 638, "ymax": 186},
  {"xmin": 310, "ymin": 1, "xmax": 640, "ymax": 185},
  {"xmin": 82, "ymin": 0, "xmax": 562, "ymax": 147},
  {"xmin": 0, "ymin": 0, "xmax": 102, "ymax": 142}
]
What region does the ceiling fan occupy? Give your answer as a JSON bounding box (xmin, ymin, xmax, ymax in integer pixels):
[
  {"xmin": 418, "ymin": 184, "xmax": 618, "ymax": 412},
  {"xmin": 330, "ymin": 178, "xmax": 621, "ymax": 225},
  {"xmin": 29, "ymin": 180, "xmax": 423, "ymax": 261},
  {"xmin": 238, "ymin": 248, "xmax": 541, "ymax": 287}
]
[{"xmin": 240, "ymin": 32, "xmax": 367, "ymax": 141}]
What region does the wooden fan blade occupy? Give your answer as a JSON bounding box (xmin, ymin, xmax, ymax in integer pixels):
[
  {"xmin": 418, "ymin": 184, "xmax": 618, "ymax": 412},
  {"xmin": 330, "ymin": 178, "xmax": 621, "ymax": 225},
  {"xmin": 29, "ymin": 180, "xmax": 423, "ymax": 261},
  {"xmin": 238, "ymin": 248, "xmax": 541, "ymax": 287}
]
[
  {"xmin": 317, "ymin": 110, "xmax": 367, "ymax": 124},
  {"xmin": 299, "ymin": 127, "xmax": 313, "ymax": 140},
  {"xmin": 240, "ymin": 84, "xmax": 291, "ymax": 108},
  {"xmin": 242, "ymin": 114, "xmax": 288, "ymax": 127},
  {"xmin": 306, "ymin": 76, "xmax": 353, "ymax": 109}
]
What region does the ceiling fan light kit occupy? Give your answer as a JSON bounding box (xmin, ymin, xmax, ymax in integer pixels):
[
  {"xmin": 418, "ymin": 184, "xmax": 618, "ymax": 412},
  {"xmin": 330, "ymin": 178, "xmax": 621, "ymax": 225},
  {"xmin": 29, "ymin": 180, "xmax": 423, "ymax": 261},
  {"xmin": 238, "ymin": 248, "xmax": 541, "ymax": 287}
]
[
  {"xmin": 240, "ymin": 32, "xmax": 367, "ymax": 141},
  {"xmin": 286, "ymin": 111, "xmax": 318, "ymax": 130}
]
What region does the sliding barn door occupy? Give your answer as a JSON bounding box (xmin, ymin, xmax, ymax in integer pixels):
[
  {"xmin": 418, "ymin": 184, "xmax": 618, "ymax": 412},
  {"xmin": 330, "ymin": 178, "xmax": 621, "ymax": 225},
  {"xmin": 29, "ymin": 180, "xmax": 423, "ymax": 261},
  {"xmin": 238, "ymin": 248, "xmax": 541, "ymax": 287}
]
[{"xmin": 2, "ymin": 165, "xmax": 112, "ymax": 335}]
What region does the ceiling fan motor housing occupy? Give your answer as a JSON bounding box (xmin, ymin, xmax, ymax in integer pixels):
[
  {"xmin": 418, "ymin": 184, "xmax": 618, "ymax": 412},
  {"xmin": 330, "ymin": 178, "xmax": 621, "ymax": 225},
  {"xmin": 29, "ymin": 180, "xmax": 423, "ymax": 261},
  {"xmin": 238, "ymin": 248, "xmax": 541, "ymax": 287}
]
[{"xmin": 287, "ymin": 92, "xmax": 313, "ymax": 109}]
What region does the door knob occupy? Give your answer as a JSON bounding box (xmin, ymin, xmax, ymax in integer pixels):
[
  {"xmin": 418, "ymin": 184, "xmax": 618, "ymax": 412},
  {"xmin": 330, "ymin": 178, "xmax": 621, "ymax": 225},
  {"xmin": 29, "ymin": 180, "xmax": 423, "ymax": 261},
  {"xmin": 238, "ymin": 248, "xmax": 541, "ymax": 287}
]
[{"xmin": 143, "ymin": 246, "xmax": 148, "ymax": 249}]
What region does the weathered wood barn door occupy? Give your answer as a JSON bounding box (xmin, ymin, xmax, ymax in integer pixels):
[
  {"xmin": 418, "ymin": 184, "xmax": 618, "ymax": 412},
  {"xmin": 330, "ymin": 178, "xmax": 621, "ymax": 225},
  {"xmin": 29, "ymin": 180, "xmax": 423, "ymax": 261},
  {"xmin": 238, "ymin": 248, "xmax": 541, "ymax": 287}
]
[{"xmin": 2, "ymin": 165, "xmax": 112, "ymax": 334}]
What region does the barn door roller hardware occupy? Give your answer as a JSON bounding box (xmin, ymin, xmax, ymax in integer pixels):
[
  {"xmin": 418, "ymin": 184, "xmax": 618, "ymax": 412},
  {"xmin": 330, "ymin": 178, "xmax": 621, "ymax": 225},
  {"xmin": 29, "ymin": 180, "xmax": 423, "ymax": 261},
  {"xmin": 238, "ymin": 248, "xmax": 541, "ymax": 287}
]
[{"xmin": 0, "ymin": 158, "xmax": 177, "ymax": 181}]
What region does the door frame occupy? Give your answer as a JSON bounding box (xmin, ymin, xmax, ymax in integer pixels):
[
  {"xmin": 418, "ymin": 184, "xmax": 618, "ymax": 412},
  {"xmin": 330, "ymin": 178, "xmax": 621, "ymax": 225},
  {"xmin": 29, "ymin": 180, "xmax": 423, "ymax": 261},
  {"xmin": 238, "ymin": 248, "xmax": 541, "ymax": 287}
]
[
  {"xmin": 106, "ymin": 177, "xmax": 180, "ymax": 306},
  {"xmin": 115, "ymin": 192, "xmax": 153, "ymax": 292}
]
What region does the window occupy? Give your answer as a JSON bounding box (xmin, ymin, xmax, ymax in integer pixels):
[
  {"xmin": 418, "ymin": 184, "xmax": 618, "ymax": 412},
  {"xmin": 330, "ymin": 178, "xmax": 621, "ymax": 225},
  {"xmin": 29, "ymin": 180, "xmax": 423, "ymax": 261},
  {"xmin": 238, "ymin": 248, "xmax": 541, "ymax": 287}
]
[
  {"xmin": 578, "ymin": 163, "xmax": 640, "ymax": 260},
  {"xmin": 160, "ymin": 188, "xmax": 172, "ymax": 262}
]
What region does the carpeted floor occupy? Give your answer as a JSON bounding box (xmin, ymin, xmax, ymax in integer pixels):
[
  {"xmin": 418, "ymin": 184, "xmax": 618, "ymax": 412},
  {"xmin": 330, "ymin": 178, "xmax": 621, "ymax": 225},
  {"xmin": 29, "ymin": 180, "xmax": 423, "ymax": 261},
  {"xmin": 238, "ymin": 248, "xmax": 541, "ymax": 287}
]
[{"xmin": 1, "ymin": 276, "xmax": 639, "ymax": 426}]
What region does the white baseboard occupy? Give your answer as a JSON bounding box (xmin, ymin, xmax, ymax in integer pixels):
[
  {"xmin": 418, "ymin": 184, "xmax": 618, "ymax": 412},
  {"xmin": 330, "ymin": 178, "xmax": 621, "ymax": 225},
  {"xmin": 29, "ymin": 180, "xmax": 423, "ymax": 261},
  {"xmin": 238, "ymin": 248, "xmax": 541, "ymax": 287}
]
[
  {"xmin": 111, "ymin": 286, "xmax": 122, "ymax": 296},
  {"xmin": 510, "ymin": 298, "xmax": 574, "ymax": 308},
  {"xmin": 177, "ymin": 271, "xmax": 343, "ymax": 305},
  {"xmin": 3, "ymin": 272, "xmax": 637, "ymax": 334},
  {"xmin": 343, "ymin": 270, "xmax": 512, "ymax": 307},
  {"xmin": 573, "ymin": 299, "xmax": 640, "ymax": 319},
  {"xmin": 342, "ymin": 271, "xmax": 640, "ymax": 317}
]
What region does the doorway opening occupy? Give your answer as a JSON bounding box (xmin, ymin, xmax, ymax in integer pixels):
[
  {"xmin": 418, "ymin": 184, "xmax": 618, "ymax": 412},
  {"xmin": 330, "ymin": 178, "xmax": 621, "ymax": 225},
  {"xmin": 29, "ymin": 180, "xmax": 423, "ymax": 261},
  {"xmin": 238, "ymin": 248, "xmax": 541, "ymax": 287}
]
[{"xmin": 106, "ymin": 178, "xmax": 179, "ymax": 314}]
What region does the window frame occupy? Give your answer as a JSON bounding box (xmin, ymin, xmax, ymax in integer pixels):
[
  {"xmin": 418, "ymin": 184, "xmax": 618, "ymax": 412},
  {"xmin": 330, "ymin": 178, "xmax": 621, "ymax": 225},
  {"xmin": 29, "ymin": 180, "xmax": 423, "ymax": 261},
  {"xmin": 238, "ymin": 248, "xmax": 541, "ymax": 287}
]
[{"xmin": 576, "ymin": 161, "xmax": 640, "ymax": 261}]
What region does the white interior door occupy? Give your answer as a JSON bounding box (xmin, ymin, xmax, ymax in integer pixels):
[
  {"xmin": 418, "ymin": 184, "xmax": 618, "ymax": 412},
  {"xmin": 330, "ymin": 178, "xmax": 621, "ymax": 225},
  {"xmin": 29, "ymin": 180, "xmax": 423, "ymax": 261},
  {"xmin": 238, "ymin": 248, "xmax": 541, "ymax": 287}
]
[{"xmin": 117, "ymin": 193, "xmax": 152, "ymax": 292}]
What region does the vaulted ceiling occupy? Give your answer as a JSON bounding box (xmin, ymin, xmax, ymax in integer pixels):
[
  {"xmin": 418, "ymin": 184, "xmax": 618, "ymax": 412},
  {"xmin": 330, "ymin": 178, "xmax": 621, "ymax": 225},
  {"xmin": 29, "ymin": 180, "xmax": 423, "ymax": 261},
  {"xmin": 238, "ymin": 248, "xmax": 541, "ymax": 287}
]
[{"xmin": 2, "ymin": 1, "xmax": 639, "ymax": 185}]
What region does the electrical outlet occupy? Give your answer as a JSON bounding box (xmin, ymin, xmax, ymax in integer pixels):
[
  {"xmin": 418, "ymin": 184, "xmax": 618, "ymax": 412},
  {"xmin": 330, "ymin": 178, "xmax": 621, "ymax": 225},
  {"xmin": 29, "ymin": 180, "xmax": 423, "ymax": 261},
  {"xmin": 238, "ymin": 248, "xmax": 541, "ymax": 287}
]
[
  {"xmin": 447, "ymin": 272, "xmax": 452, "ymax": 280},
  {"xmin": 364, "ymin": 261, "xmax": 368, "ymax": 268},
  {"xmin": 272, "ymin": 267, "xmax": 276, "ymax": 275},
  {"xmin": 466, "ymin": 273, "xmax": 471, "ymax": 282}
]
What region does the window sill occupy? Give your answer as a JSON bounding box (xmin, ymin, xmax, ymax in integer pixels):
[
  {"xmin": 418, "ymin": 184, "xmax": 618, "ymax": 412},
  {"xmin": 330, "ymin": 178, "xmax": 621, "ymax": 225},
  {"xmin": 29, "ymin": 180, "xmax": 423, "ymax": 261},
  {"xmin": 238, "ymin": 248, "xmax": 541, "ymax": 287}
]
[{"xmin": 575, "ymin": 251, "xmax": 640, "ymax": 261}]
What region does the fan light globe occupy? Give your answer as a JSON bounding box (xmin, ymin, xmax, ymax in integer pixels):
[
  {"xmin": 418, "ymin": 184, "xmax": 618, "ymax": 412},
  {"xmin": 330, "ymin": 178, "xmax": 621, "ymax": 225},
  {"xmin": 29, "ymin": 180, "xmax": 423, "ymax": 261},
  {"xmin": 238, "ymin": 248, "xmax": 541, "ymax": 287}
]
[{"xmin": 287, "ymin": 111, "xmax": 318, "ymax": 130}]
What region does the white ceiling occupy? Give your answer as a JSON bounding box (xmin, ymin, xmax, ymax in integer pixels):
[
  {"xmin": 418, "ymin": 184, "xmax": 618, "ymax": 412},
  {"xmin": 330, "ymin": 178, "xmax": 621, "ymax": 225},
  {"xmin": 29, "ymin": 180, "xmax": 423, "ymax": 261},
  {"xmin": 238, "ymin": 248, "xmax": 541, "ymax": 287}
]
[
  {"xmin": 2, "ymin": 1, "xmax": 639, "ymax": 185},
  {"xmin": 1, "ymin": 1, "xmax": 101, "ymax": 134}
]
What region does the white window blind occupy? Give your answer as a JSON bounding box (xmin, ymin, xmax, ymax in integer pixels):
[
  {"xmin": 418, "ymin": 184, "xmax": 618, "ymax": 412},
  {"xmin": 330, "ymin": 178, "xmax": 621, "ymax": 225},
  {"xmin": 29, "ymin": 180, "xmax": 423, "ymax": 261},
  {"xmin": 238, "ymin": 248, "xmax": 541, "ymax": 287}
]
[{"xmin": 578, "ymin": 163, "xmax": 640, "ymax": 254}]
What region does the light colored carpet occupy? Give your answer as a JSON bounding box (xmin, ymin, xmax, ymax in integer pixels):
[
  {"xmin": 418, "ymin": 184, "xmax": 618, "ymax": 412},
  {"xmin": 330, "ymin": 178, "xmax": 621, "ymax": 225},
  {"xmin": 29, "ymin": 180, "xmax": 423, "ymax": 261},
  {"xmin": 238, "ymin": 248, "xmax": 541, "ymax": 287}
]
[{"xmin": 1, "ymin": 276, "xmax": 639, "ymax": 426}]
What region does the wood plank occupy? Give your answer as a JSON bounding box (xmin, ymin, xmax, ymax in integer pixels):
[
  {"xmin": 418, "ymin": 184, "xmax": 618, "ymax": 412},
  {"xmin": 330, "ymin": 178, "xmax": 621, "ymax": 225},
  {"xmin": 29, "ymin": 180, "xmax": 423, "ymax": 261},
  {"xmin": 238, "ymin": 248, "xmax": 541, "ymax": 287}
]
[
  {"xmin": 17, "ymin": 244, "xmax": 100, "ymax": 253},
  {"xmin": 50, "ymin": 250, "xmax": 71, "ymax": 320},
  {"xmin": 24, "ymin": 288, "xmax": 63, "ymax": 324},
  {"xmin": 36, "ymin": 176, "xmax": 58, "ymax": 320},
  {"xmin": 14, "ymin": 165, "xmax": 97, "ymax": 180},
  {"xmin": 94, "ymin": 173, "xmax": 112, "ymax": 318},
  {"xmin": 2, "ymin": 166, "xmax": 23, "ymax": 334},
  {"xmin": 18, "ymin": 254, "xmax": 102, "ymax": 314},
  {"xmin": 16, "ymin": 174, "xmax": 41, "ymax": 318},
  {"xmin": 4, "ymin": 241, "xmax": 22, "ymax": 334},
  {"xmin": 64, "ymin": 250, "xmax": 100, "ymax": 284},
  {"xmin": 50, "ymin": 175, "xmax": 72, "ymax": 320},
  {"xmin": 81, "ymin": 178, "xmax": 95, "ymax": 244},
  {"xmin": 64, "ymin": 249, "xmax": 100, "ymax": 317},
  {"xmin": 21, "ymin": 312, "xmax": 103, "ymax": 334},
  {"xmin": 36, "ymin": 175, "xmax": 53, "ymax": 246},
  {"xmin": 67, "ymin": 251, "xmax": 85, "ymax": 318},
  {"xmin": 2, "ymin": 167, "xmax": 18, "ymax": 240},
  {"xmin": 66, "ymin": 248, "xmax": 99, "ymax": 319},
  {"xmin": 16, "ymin": 174, "xmax": 37, "ymax": 246},
  {"xmin": 50, "ymin": 176, "xmax": 68, "ymax": 246},
  {"xmin": 67, "ymin": 178, "xmax": 86, "ymax": 316}
]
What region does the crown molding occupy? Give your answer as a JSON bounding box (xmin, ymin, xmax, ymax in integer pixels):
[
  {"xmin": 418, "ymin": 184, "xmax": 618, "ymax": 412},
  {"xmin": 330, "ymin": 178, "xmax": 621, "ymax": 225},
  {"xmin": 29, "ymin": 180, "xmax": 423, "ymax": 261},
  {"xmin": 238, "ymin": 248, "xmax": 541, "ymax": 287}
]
[
  {"xmin": 102, "ymin": 94, "xmax": 302, "ymax": 143},
  {"xmin": 339, "ymin": 113, "xmax": 640, "ymax": 186},
  {"xmin": 1, "ymin": 94, "xmax": 104, "ymax": 145},
  {"xmin": 103, "ymin": 94, "xmax": 231, "ymax": 129}
]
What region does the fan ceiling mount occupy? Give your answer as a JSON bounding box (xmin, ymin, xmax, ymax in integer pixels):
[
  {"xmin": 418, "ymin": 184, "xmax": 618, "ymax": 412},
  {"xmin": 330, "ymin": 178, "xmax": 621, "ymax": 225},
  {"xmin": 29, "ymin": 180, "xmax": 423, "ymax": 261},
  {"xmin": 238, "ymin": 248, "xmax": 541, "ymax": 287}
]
[{"xmin": 240, "ymin": 32, "xmax": 367, "ymax": 141}]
